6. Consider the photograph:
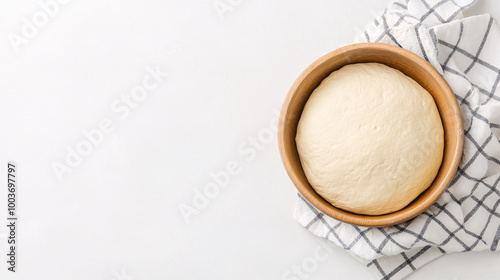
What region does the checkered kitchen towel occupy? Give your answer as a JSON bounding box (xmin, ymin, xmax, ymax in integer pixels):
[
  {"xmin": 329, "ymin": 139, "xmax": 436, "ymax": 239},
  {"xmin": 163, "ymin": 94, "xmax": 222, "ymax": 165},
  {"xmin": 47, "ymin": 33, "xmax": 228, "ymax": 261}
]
[{"xmin": 294, "ymin": 0, "xmax": 500, "ymax": 279}]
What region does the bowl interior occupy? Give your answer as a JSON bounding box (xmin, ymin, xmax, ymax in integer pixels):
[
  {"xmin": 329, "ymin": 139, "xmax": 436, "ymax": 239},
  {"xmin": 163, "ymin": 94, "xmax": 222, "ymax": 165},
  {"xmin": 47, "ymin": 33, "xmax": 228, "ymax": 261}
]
[{"xmin": 278, "ymin": 43, "xmax": 464, "ymax": 227}]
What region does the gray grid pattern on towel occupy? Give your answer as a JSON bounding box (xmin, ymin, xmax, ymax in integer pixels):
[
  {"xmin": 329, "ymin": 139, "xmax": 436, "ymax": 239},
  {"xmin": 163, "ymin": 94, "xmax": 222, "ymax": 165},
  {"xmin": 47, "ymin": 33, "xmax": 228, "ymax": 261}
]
[{"xmin": 295, "ymin": 0, "xmax": 500, "ymax": 279}]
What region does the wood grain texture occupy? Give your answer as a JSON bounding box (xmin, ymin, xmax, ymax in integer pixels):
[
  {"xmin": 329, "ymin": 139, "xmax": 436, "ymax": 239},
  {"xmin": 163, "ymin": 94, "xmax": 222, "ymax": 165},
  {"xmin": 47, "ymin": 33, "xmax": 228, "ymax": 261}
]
[{"xmin": 278, "ymin": 43, "xmax": 464, "ymax": 227}]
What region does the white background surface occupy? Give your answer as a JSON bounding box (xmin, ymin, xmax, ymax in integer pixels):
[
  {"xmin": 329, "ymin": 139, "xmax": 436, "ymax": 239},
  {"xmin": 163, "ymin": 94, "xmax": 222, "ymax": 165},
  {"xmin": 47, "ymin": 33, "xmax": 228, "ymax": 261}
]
[{"xmin": 0, "ymin": 0, "xmax": 499, "ymax": 279}]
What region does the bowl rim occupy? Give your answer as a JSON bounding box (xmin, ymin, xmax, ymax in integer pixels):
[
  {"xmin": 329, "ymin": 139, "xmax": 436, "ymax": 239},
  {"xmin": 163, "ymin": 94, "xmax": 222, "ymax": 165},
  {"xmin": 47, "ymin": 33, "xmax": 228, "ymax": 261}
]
[{"xmin": 278, "ymin": 42, "xmax": 464, "ymax": 227}]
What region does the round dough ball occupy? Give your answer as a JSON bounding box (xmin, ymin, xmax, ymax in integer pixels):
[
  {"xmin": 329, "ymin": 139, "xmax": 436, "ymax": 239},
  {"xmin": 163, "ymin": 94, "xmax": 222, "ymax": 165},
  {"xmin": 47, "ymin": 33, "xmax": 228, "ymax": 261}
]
[{"xmin": 296, "ymin": 63, "xmax": 444, "ymax": 215}]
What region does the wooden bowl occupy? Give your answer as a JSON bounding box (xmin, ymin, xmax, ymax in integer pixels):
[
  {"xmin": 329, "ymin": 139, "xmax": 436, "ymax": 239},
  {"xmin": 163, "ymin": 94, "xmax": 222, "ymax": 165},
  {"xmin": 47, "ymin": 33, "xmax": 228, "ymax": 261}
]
[{"xmin": 278, "ymin": 43, "xmax": 464, "ymax": 227}]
